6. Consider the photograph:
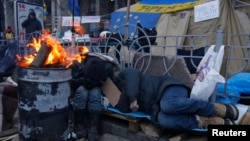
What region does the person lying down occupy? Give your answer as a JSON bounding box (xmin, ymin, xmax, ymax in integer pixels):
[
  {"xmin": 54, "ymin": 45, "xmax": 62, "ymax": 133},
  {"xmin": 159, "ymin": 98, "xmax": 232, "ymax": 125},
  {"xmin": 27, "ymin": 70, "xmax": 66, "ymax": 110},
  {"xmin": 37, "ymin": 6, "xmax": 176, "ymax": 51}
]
[{"xmin": 71, "ymin": 52, "xmax": 239, "ymax": 133}]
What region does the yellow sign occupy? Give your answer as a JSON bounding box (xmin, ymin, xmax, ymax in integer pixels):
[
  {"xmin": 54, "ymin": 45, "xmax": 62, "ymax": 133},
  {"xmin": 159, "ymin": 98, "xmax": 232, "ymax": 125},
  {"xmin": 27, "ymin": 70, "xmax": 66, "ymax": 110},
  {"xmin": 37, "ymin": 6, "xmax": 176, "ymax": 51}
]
[{"xmin": 134, "ymin": 0, "xmax": 203, "ymax": 13}]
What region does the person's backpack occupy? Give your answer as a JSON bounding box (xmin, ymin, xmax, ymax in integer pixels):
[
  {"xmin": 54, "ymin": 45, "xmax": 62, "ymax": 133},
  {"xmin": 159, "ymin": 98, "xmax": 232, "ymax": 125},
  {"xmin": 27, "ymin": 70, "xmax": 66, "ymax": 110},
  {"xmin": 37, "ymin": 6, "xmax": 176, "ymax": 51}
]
[{"xmin": 6, "ymin": 32, "xmax": 13, "ymax": 40}]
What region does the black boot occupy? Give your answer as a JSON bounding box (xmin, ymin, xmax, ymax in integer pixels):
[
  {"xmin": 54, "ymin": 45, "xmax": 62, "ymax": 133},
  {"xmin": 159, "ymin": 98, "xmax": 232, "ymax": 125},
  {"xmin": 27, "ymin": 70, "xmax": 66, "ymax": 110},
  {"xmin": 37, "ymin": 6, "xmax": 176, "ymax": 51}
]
[
  {"xmin": 87, "ymin": 110, "xmax": 101, "ymax": 141},
  {"xmin": 214, "ymin": 103, "xmax": 239, "ymax": 120},
  {"xmin": 74, "ymin": 109, "xmax": 87, "ymax": 139}
]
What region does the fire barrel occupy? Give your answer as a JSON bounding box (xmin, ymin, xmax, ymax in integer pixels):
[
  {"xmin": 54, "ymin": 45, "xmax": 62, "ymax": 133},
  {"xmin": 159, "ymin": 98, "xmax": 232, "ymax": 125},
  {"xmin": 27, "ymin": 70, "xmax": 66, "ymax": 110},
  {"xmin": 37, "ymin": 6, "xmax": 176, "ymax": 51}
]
[{"xmin": 17, "ymin": 67, "xmax": 72, "ymax": 141}]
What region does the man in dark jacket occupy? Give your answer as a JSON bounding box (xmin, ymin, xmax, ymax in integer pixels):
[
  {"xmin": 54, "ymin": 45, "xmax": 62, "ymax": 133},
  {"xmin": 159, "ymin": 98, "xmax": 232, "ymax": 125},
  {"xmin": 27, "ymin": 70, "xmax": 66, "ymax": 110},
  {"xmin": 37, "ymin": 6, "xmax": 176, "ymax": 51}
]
[
  {"xmin": 112, "ymin": 68, "xmax": 239, "ymax": 131},
  {"xmin": 70, "ymin": 52, "xmax": 119, "ymax": 141},
  {"xmin": 21, "ymin": 10, "xmax": 42, "ymax": 41}
]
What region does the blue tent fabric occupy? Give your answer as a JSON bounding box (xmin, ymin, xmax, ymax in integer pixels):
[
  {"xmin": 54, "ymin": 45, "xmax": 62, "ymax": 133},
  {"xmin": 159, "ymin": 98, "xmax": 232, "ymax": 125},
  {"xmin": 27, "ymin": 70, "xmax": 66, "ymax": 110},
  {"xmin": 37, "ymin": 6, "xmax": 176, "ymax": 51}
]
[
  {"xmin": 109, "ymin": 11, "xmax": 161, "ymax": 37},
  {"xmin": 107, "ymin": 104, "xmax": 151, "ymax": 119},
  {"xmin": 106, "ymin": 104, "xmax": 207, "ymax": 133}
]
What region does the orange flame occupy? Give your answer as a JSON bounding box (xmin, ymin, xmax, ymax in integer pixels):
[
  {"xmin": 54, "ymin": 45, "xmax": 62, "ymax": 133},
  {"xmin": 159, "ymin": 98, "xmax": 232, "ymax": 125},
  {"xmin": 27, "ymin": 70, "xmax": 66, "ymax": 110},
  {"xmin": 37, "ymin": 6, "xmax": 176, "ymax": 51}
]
[{"xmin": 16, "ymin": 29, "xmax": 89, "ymax": 68}]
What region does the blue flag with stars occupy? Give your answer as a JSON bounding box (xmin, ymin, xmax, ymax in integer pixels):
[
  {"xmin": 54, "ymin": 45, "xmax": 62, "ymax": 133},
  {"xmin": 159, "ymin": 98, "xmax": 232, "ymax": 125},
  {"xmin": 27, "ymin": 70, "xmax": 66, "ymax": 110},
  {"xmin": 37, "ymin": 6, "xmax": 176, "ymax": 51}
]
[{"xmin": 109, "ymin": 11, "xmax": 161, "ymax": 37}]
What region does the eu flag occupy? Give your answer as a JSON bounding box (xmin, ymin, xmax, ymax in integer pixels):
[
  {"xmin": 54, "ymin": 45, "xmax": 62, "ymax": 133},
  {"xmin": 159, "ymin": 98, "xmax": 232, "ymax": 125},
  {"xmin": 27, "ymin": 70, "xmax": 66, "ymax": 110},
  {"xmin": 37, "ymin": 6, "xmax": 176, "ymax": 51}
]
[
  {"xmin": 109, "ymin": 11, "xmax": 161, "ymax": 36},
  {"xmin": 68, "ymin": 0, "xmax": 80, "ymax": 16}
]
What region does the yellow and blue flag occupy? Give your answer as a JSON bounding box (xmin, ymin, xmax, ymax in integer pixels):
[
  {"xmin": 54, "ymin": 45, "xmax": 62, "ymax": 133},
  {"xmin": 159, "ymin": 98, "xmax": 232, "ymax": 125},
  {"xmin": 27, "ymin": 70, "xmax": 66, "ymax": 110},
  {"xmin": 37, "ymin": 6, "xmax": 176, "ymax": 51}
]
[
  {"xmin": 134, "ymin": 0, "xmax": 203, "ymax": 13},
  {"xmin": 68, "ymin": 0, "xmax": 80, "ymax": 16}
]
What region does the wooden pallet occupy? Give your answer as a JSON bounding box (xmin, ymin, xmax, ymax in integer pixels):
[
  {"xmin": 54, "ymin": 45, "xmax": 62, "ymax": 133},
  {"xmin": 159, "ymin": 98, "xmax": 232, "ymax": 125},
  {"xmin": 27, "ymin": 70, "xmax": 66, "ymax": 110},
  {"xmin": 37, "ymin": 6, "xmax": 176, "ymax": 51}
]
[{"xmin": 103, "ymin": 111, "xmax": 141, "ymax": 132}]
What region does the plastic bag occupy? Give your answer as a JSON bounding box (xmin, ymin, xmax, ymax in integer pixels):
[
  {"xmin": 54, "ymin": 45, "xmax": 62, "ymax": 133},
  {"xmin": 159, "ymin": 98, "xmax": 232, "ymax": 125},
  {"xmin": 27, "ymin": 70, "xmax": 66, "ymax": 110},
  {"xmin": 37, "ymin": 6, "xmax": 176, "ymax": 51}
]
[{"xmin": 190, "ymin": 45, "xmax": 225, "ymax": 101}]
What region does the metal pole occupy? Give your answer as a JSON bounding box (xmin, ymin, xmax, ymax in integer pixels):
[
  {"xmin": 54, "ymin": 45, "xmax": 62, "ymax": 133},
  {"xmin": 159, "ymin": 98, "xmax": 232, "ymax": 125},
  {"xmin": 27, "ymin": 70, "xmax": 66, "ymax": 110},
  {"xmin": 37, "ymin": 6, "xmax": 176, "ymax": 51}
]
[
  {"xmin": 124, "ymin": 0, "xmax": 131, "ymax": 42},
  {"xmin": 114, "ymin": 0, "xmax": 118, "ymax": 10},
  {"xmin": 215, "ymin": 29, "xmax": 224, "ymax": 52},
  {"xmin": 51, "ymin": 0, "xmax": 55, "ymax": 30},
  {"xmin": 3, "ymin": 0, "xmax": 7, "ymax": 30},
  {"xmin": 210, "ymin": 29, "xmax": 224, "ymax": 103},
  {"xmin": 71, "ymin": 0, "xmax": 76, "ymax": 48},
  {"xmin": 72, "ymin": 0, "xmax": 75, "ymax": 33},
  {"xmin": 95, "ymin": 0, "xmax": 100, "ymax": 15},
  {"xmin": 0, "ymin": 0, "xmax": 2, "ymax": 32}
]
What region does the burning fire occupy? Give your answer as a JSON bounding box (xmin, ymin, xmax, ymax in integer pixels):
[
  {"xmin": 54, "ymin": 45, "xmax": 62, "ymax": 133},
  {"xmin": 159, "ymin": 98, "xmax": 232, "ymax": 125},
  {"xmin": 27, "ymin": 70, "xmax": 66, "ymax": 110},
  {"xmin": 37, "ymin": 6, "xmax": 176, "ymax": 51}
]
[{"xmin": 16, "ymin": 28, "xmax": 89, "ymax": 68}]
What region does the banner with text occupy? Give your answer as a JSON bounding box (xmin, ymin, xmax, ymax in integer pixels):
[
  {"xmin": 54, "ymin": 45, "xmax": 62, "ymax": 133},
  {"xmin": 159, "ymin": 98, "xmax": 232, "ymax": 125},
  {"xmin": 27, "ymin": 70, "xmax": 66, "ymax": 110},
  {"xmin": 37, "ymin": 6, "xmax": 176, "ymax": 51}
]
[
  {"xmin": 62, "ymin": 16, "xmax": 81, "ymax": 26},
  {"xmin": 194, "ymin": 0, "xmax": 220, "ymax": 22},
  {"xmin": 81, "ymin": 16, "xmax": 100, "ymax": 23}
]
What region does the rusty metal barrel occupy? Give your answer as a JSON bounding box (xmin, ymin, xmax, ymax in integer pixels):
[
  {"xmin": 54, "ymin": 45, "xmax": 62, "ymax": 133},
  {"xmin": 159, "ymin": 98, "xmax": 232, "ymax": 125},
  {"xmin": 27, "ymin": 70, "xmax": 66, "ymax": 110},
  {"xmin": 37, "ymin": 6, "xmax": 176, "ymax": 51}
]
[{"xmin": 17, "ymin": 67, "xmax": 72, "ymax": 141}]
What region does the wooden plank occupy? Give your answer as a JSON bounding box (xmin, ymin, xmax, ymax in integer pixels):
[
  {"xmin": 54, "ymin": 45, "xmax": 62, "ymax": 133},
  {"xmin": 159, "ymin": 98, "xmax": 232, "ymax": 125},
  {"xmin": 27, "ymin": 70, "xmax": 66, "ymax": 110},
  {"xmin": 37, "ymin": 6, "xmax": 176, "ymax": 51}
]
[
  {"xmin": 140, "ymin": 120, "xmax": 163, "ymax": 138},
  {"xmin": 104, "ymin": 111, "xmax": 137, "ymax": 122},
  {"xmin": 30, "ymin": 41, "xmax": 52, "ymax": 68},
  {"xmin": 103, "ymin": 111, "xmax": 140, "ymax": 132}
]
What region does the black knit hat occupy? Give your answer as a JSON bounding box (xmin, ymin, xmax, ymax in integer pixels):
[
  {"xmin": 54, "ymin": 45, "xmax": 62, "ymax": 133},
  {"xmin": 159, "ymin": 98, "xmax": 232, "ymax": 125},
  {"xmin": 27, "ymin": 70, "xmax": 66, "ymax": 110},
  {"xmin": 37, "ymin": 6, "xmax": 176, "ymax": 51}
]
[{"xmin": 83, "ymin": 56, "xmax": 106, "ymax": 81}]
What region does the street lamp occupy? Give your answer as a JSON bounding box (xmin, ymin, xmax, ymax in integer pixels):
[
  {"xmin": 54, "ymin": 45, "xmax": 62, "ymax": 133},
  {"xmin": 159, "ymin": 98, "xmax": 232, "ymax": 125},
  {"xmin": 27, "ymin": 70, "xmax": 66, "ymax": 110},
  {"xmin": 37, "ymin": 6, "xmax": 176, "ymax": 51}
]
[{"xmin": 0, "ymin": 0, "xmax": 3, "ymax": 35}]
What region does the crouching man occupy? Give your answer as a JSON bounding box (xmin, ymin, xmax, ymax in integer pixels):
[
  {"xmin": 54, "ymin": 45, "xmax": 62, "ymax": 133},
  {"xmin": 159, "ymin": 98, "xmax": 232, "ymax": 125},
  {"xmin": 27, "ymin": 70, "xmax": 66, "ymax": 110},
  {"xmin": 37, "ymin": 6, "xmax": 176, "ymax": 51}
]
[{"xmin": 70, "ymin": 52, "xmax": 119, "ymax": 141}]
